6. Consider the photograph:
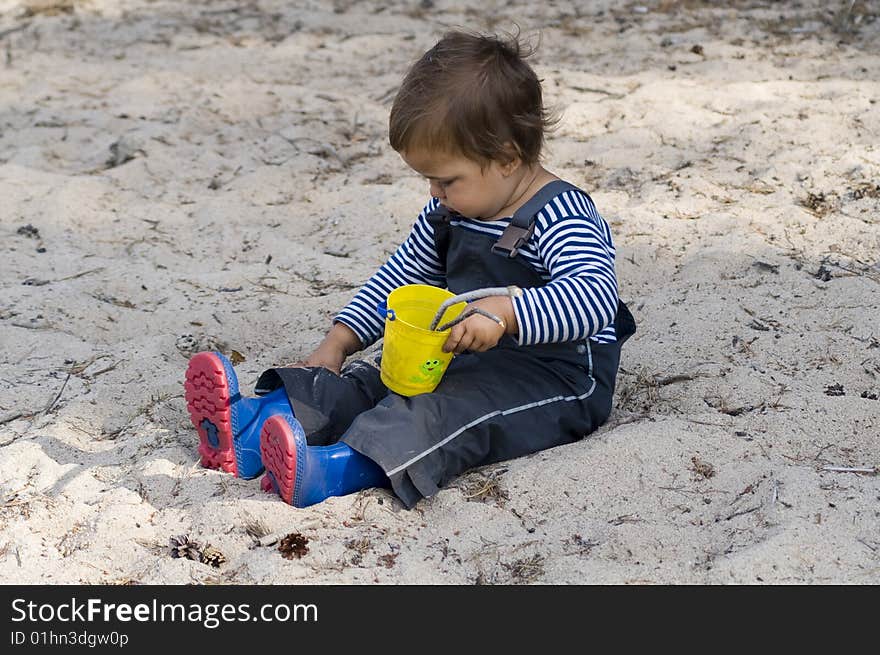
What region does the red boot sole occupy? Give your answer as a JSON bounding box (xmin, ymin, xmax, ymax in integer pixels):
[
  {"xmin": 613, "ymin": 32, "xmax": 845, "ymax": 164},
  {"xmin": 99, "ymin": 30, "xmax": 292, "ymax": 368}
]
[
  {"xmin": 260, "ymin": 415, "xmax": 298, "ymax": 505},
  {"xmin": 184, "ymin": 352, "xmax": 238, "ymax": 476}
]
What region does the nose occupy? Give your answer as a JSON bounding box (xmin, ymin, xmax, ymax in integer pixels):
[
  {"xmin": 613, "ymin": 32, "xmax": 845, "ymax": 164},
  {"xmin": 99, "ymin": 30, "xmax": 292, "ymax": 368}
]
[{"xmin": 429, "ymin": 180, "xmax": 445, "ymax": 199}]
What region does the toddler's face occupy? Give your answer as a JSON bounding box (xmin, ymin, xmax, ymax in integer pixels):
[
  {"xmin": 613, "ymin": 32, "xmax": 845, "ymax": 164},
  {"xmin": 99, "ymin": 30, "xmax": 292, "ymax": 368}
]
[{"xmin": 401, "ymin": 148, "xmax": 519, "ymax": 221}]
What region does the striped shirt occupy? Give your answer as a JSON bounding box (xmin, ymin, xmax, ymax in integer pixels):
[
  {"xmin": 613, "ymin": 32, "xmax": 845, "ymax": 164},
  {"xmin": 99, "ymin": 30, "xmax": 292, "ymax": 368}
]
[{"xmin": 335, "ymin": 187, "xmax": 619, "ymax": 348}]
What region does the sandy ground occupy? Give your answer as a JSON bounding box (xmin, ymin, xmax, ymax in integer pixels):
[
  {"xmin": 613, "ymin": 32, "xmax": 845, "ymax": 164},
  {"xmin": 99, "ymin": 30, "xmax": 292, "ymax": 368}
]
[{"xmin": 0, "ymin": 0, "xmax": 878, "ymax": 585}]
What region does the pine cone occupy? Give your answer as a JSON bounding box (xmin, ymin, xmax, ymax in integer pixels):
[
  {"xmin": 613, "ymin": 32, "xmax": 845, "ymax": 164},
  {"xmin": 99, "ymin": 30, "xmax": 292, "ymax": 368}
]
[
  {"xmin": 278, "ymin": 532, "xmax": 309, "ymax": 560},
  {"xmin": 168, "ymin": 534, "xmax": 202, "ymax": 561},
  {"xmin": 200, "ymin": 544, "xmax": 226, "ymax": 568}
]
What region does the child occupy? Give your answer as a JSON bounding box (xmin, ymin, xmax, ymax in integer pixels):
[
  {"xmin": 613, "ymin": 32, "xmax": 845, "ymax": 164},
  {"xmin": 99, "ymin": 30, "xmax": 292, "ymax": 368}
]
[{"xmin": 184, "ymin": 30, "xmax": 635, "ymax": 509}]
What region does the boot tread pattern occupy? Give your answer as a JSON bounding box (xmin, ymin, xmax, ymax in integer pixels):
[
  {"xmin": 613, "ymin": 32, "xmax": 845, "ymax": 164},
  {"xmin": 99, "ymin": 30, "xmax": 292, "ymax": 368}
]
[
  {"xmin": 260, "ymin": 415, "xmax": 299, "ymax": 505},
  {"xmin": 185, "ymin": 352, "xmax": 238, "ymax": 476}
]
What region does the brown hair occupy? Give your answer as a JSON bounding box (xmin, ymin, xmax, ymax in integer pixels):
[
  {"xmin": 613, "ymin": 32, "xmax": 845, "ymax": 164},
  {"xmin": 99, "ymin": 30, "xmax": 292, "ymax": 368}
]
[{"xmin": 389, "ymin": 30, "xmax": 555, "ymax": 166}]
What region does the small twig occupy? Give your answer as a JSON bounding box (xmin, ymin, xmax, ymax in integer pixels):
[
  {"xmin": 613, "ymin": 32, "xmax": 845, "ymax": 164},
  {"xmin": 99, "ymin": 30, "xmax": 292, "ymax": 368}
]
[
  {"xmin": 91, "ymin": 293, "xmax": 136, "ymax": 309},
  {"xmin": 722, "ymin": 505, "xmax": 761, "ymax": 521},
  {"xmin": 55, "ymin": 267, "xmax": 105, "ymax": 283},
  {"xmin": 0, "ymin": 412, "xmax": 25, "ymax": 426},
  {"xmin": 686, "ymin": 418, "xmax": 731, "ymax": 427},
  {"xmin": 569, "ymin": 85, "xmax": 626, "ymax": 98},
  {"xmin": 84, "ymin": 362, "xmax": 121, "ymax": 379},
  {"xmin": 821, "ymin": 465, "xmax": 877, "ymax": 475},
  {"xmin": 0, "ymin": 22, "xmax": 31, "ymax": 40},
  {"xmin": 10, "ymin": 321, "xmax": 54, "ymax": 330},
  {"xmin": 655, "ymin": 373, "xmax": 703, "ymax": 386},
  {"xmin": 824, "ymin": 260, "xmax": 880, "ymax": 284},
  {"xmin": 43, "ymin": 373, "xmax": 71, "ymax": 414},
  {"xmin": 812, "ymin": 444, "xmax": 835, "ymax": 461},
  {"xmin": 245, "ymin": 278, "xmax": 292, "ymax": 296},
  {"xmin": 600, "ymin": 412, "xmax": 651, "ymax": 430}
]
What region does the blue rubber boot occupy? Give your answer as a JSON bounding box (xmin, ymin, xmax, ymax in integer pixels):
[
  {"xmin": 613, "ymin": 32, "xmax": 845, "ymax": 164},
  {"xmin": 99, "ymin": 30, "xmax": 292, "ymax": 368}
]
[
  {"xmin": 259, "ymin": 413, "xmax": 389, "ymax": 508},
  {"xmin": 185, "ymin": 351, "xmax": 292, "ymax": 479}
]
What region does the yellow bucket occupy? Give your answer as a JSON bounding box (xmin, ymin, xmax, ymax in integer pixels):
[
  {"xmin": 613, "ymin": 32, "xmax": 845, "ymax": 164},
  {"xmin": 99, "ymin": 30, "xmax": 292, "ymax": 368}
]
[{"xmin": 377, "ymin": 285, "xmax": 466, "ymax": 396}]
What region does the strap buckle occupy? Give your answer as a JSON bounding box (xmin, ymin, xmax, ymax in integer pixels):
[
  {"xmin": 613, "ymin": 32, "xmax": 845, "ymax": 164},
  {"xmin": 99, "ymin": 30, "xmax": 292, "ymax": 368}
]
[{"xmin": 491, "ymin": 223, "xmax": 534, "ymax": 258}]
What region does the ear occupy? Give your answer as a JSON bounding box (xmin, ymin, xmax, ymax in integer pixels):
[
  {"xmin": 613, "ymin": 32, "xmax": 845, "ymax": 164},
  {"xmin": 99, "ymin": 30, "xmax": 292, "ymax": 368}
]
[{"xmin": 499, "ymin": 143, "xmax": 522, "ymax": 177}]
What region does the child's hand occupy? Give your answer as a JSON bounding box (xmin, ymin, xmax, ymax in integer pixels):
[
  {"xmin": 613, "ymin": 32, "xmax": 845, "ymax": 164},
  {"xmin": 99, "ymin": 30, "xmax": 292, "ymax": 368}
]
[
  {"xmin": 300, "ymin": 345, "xmax": 347, "ymax": 374},
  {"xmin": 442, "ymin": 296, "xmax": 517, "ymax": 355},
  {"xmin": 294, "ymin": 323, "xmax": 362, "ymax": 374}
]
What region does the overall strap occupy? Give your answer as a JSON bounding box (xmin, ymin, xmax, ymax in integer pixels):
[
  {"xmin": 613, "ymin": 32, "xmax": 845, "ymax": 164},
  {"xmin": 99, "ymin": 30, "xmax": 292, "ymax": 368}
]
[
  {"xmin": 426, "ymin": 203, "xmax": 454, "ymax": 263},
  {"xmin": 492, "ymin": 180, "xmax": 580, "ymax": 258}
]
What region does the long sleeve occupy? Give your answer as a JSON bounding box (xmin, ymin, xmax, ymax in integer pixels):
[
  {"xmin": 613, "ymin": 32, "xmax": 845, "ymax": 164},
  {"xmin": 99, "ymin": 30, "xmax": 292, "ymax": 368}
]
[{"xmin": 510, "ymin": 189, "xmax": 619, "ymax": 345}]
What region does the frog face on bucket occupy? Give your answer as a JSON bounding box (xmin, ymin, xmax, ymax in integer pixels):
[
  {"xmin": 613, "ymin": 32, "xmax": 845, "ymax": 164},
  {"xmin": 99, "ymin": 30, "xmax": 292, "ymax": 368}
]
[{"xmin": 408, "ymin": 358, "xmax": 446, "ymax": 388}]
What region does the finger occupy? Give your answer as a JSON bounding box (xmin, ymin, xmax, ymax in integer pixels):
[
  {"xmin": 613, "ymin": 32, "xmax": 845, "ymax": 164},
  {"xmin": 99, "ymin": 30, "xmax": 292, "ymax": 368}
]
[
  {"xmin": 443, "ymin": 325, "xmax": 464, "ymax": 353},
  {"xmin": 454, "ymin": 332, "xmax": 477, "ymax": 355},
  {"xmin": 470, "ymin": 337, "xmax": 493, "ymax": 352},
  {"xmin": 466, "ymin": 341, "xmax": 486, "ymax": 353}
]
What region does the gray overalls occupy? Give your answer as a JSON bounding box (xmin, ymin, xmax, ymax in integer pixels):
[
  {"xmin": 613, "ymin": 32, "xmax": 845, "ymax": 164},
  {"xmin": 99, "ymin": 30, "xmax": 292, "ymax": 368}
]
[{"xmin": 255, "ymin": 182, "xmax": 636, "ymax": 508}]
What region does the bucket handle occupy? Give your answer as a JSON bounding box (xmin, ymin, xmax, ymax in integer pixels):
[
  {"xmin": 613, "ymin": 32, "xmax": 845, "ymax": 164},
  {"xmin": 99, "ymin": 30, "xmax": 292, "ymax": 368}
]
[
  {"xmin": 436, "ymin": 307, "xmax": 507, "ymax": 332},
  {"xmin": 429, "ymin": 286, "xmax": 522, "ymax": 331}
]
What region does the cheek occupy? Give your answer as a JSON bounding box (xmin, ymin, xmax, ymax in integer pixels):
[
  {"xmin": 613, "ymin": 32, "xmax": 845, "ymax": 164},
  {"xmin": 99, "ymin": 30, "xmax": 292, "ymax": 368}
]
[{"xmin": 446, "ymin": 182, "xmax": 471, "ymax": 203}]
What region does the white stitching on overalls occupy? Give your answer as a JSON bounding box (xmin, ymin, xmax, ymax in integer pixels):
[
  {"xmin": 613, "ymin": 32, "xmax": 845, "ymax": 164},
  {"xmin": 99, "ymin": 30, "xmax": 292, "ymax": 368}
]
[{"xmin": 386, "ymin": 355, "xmax": 596, "ymax": 478}]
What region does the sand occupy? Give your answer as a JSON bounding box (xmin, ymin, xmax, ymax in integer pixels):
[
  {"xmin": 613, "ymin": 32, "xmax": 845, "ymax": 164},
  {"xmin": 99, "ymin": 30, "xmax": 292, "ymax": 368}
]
[{"xmin": 0, "ymin": 0, "xmax": 878, "ymax": 584}]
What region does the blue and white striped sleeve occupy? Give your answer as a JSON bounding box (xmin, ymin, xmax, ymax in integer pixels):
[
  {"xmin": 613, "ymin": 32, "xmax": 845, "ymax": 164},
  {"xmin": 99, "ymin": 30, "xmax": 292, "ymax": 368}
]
[
  {"xmin": 334, "ymin": 199, "xmax": 446, "ymax": 347},
  {"xmin": 511, "ymin": 193, "xmax": 619, "ymax": 345}
]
